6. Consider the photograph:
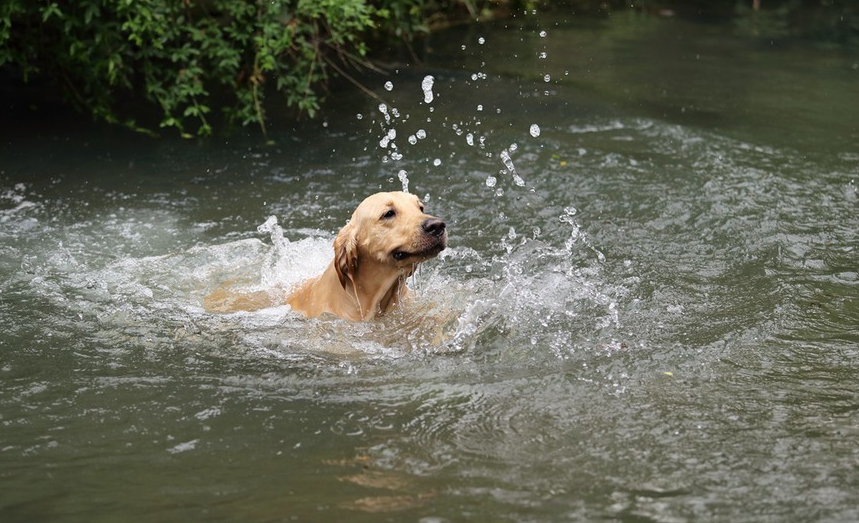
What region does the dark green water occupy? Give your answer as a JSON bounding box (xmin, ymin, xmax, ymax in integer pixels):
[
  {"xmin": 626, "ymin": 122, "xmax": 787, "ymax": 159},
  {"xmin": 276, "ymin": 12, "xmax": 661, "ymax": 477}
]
[{"xmin": 2, "ymin": 11, "xmax": 858, "ymax": 522}]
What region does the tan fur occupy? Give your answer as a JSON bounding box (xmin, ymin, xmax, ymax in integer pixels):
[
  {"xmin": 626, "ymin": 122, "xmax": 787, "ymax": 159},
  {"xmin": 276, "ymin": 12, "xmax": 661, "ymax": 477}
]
[{"xmin": 204, "ymin": 191, "xmax": 447, "ymax": 321}]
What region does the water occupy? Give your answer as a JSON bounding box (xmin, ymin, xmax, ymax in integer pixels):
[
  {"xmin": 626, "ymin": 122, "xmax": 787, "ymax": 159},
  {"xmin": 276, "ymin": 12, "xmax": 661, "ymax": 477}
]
[{"xmin": 2, "ymin": 11, "xmax": 859, "ymax": 523}]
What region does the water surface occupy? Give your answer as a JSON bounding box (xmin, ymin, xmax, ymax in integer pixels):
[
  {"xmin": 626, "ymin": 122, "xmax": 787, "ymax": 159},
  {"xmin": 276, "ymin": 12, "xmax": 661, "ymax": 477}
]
[{"xmin": 2, "ymin": 11, "xmax": 858, "ymax": 522}]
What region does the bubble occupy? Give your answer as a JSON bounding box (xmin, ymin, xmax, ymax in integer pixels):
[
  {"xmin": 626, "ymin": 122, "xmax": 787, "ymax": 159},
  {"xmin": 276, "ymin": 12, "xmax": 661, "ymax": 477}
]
[
  {"xmin": 384, "ymin": 81, "xmax": 394, "ymax": 91},
  {"xmin": 529, "ymin": 124, "xmax": 541, "ymax": 137}
]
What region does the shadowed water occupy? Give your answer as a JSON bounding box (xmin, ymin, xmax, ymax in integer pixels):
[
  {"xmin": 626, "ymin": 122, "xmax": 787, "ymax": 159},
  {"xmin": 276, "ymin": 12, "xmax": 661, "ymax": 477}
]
[{"xmin": 2, "ymin": 11, "xmax": 859, "ymax": 523}]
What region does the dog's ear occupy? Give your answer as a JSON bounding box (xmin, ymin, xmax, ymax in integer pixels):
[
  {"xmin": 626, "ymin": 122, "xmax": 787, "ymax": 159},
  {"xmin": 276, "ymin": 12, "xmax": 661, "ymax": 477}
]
[{"xmin": 333, "ymin": 222, "xmax": 358, "ymax": 288}]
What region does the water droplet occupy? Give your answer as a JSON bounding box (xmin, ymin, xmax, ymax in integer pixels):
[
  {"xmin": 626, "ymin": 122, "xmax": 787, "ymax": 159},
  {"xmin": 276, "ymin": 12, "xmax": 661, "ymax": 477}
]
[
  {"xmin": 539, "ymin": 30, "xmax": 547, "ymax": 37},
  {"xmin": 513, "ymin": 174, "xmax": 526, "ymax": 187},
  {"xmin": 466, "ymin": 133, "xmax": 474, "ymax": 146},
  {"xmin": 539, "ymin": 52, "xmax": 547, "ymax": 59},
  {"xmin": 485, "ymin": 176, "xmax": 497, "ymax": 187},
  {"xmin": 421, "ymin": 75, "xmax": 435, "ymax": 104},
  {"xmin": 433, "ymin": 158, "xmax": 442, "ymax": 166},
  {"xmin": 543, "ymin": 74, "xmax": 551, "ymax": 82},
  {"xmin": 529, "ymin": 124, "xmax": 541, "ymax": 137},
  {"xmin": 356, "ymin": 114, "xmax": 363, "ymax": 120},
  {"xmin": 478, "ymin": 37, "xmax": 486, "ymax": 44},
  {"xmin": 378, "ymin": 103, "xmax": 390, "ymax": 123},
  {"xmin": 398, "ymin": 170, "xmax": 409, "ymax": 193},
  {"xmin": 477, "ymin": 104, "xmax": 483, "ymax": 111},
  {"xmin": 408, "ymin": 135, "xmax": 417, "ymax": 145},
  {"xmin": 384, "ymin": 81, "xmax": 394, "ymax": 91},
  {"xmin": 416, "ymin": 129, "xmax": 427, "ymax": 140},
  {"xmin": 500, "ymin": 150, "xmax": 516, "ymax": 173}
]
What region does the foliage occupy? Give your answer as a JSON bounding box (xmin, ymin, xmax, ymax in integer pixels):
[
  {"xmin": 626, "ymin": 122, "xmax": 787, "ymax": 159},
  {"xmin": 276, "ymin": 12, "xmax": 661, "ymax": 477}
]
[
  {"xmin": 0, "ymin": 0, "xmax": 435, "ymax": 138},
  {"xmin": 2, "ymin": 1, "xmax": 855, "ymax": 137}
]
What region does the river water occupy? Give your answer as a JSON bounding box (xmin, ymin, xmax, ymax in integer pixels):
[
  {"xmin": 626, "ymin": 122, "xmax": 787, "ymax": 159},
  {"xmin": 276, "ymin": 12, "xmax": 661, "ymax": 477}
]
[{"xmin": 2, "ymin": 10, "xmax": 858, "ymax": 523}]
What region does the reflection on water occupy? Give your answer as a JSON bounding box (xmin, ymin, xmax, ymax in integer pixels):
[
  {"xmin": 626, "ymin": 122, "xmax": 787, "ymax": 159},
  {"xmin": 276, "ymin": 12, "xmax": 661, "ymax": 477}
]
[{"xmin": 2, "ymin": 11, "xmax": 859, "ymax": 523}]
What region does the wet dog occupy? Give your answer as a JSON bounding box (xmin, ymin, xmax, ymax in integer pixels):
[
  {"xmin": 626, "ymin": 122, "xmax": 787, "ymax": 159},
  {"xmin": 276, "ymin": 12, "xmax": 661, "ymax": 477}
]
[
  {"xmin": 204, "ymin": 191, "xmax": 447, "ymax": 321},
  {"xmin": 287, "ymin": 191, "xmax": 447, "ymax": 320}
]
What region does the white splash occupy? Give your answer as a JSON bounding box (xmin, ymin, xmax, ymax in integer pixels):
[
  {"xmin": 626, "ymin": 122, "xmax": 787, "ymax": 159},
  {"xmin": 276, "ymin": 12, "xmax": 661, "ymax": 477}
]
[
  {"xmin": 384, "ymin": 81, "xmax": 394, "ymax": 91},
  {"xmin": 529, "ymin": 124, "xmax": 541, "ymax": 137}
]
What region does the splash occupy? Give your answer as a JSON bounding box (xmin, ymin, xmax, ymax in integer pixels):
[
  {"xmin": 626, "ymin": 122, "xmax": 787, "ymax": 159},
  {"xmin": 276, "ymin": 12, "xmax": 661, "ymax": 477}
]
[
  {"xmin": 257, "ymin": 216, "xmax": 292, "ymax": 288},
  {"xmin": 398, "ymin": 170, "xmax": 410, "ymax": 193},
  {"xmin": 559, "ymin": 206, "xmax": 605, "ymax": 262}
]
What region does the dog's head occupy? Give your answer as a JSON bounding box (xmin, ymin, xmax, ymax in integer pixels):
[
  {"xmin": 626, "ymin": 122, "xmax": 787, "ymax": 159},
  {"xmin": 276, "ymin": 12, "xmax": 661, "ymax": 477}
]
[{"xmin": 333, "ymin": 191, "xmax": 447, "ymax": 288}]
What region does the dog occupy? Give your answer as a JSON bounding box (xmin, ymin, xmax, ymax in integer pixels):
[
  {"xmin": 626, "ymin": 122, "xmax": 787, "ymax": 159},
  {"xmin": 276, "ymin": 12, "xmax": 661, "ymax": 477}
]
[
  {"xmin": 287, "ymin": 191, "xmax": 447, "ymax": 320},
  {"xmin": 204, "ymin": 191, "xmax": 447, "ymax": 321}
]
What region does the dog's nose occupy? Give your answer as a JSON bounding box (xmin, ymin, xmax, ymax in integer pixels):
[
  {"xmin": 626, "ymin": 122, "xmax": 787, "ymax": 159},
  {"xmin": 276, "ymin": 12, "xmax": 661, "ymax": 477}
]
[{"xmin": 421, "ymin": 218, "xmax": 446, "ymax": 237}]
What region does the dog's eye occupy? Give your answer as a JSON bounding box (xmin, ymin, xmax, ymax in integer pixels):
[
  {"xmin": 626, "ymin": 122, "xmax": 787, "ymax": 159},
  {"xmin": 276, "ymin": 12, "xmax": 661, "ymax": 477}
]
[
  {"xmin": 381, "ymin": 209, "xmax": 396, "ymax": 220},
  {"xmin": 419, "ymin": 204, "xmax": 425, "ymax": 212}
]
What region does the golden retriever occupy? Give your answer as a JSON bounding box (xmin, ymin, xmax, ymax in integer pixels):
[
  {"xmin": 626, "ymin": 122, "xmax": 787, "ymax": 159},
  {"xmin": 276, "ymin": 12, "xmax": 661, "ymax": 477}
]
[{"xmin": 204, "ymin": 191, "xmax": 447, "ymax": 321}]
